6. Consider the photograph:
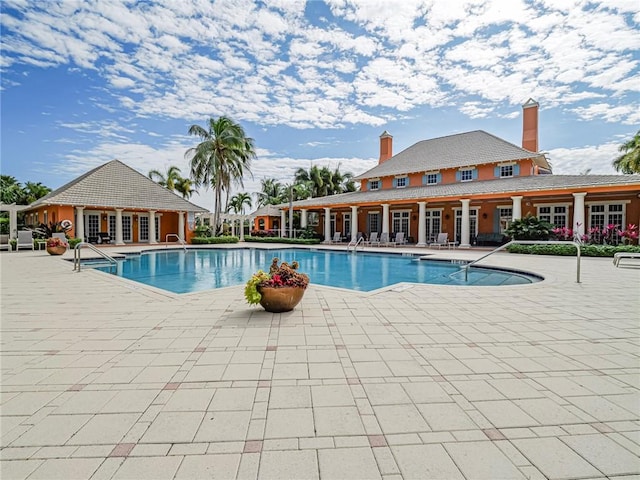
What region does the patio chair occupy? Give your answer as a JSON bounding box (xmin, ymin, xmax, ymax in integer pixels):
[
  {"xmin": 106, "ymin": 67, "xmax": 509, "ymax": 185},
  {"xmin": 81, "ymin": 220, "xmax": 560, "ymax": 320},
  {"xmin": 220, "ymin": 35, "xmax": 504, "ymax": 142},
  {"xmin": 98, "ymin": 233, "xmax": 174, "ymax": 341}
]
[
  {"xmin": 379, "ymin": 232, "xmax": 390, "ymax": 246},
  {"xmin": 0, "ymin": 234, "xmax": 10, "ymax": 251},
  {"xmin": 16, "ymin": 231, "xmax": 34, "ymax": 251},
  {"xmin": 330, "ymin": 232, "xmax": 342, "ymax": 244},
  {"xmin": 392, "ymin": 232, "xmax": 405, "ymax": 247},
  {"xmin": 96, "ymin": 232, "xmax": 111, "ymax": 244},
  {"xmin": 366, "ymin": 232, "xmax": 379, "ymax": 246},
  {"xmin": 429, "ymin": 233, "xmax": 449, "ymax": 249}
]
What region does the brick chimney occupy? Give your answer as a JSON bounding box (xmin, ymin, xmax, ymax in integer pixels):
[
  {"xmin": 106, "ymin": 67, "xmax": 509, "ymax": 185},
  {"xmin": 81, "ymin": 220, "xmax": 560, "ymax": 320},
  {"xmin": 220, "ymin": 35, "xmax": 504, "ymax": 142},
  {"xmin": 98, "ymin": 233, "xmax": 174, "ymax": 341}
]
[
  {"xmin": 522, "ymin": 98, "xmax": 539, "ymax": 152},
  {"xmin": 379, "ymin": 131, "xmax": 393, "ymax": 164}
]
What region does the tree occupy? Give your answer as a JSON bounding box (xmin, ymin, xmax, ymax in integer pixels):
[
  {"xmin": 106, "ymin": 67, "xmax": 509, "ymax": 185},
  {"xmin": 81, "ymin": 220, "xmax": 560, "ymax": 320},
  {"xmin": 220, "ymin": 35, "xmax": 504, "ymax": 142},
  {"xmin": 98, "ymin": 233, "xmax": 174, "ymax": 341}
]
[
  {"xmin": 255, "ymin": 178, "xmax": 285, "ymax": 207},
  {"xmin": 612, "ymin": 130, "xmax": 640, "ymax": 174},
  {"xmin": 1, "ymin": 175, "xmax": 23, "ymax": 204},
  {"xmin": 227, "ymin": 192, "xmax": 252, "ymax": 214},
  {"xmin": 186, "ymin": 117, "xmax": 256, "ymax": 233},
  {"xmin": 148, "ymin": 166, "xmax": 194, "ymax": 199},
  {"xmin": 294, "ymin": 164, "xmax": 356, "ymax": 197},
  {"xmin": 21, "ymin": 182, "xmax": 51, "ymax": 204}
]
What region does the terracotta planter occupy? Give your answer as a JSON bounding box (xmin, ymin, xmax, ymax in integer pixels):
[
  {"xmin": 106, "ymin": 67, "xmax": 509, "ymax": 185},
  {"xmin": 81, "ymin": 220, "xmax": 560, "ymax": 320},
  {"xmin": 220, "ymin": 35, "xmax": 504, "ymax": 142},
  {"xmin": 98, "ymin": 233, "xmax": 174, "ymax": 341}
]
[
  {"xmin": 46, "ymin": 245, "xmax": 66, "ymax": 255},
  {"xmin": 258, "ymin": 286, "xmax": 305, "ymax": 313}
]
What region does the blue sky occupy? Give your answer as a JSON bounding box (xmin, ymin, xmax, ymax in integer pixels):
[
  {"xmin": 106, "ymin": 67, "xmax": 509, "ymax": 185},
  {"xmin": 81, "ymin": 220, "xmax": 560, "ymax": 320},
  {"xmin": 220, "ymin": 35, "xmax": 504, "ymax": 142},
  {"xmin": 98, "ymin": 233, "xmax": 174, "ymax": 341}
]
[{"xmin": 1, "ymin": 0, "xmax": 638, "ymax": 210}]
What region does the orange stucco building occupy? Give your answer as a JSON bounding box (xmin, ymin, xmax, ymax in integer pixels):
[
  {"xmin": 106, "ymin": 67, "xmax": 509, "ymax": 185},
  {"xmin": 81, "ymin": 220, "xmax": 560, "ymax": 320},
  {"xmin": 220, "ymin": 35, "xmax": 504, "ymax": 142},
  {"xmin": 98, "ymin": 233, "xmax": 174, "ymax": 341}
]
[
  {"xmin": 22, "ymin": 160, "xmax": 207, "ymax": 244},
  {"xmin": 272, "ymin": 100, "xmax": 640, "ymax": 247}
]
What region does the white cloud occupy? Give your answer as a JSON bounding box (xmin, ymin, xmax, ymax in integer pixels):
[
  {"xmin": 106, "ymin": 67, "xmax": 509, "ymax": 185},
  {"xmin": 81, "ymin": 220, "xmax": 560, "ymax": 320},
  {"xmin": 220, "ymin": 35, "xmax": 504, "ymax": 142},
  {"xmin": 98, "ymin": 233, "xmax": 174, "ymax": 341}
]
[{"xmin": 549, "ymin": 141, "xmax": 622, "ymax": 175}]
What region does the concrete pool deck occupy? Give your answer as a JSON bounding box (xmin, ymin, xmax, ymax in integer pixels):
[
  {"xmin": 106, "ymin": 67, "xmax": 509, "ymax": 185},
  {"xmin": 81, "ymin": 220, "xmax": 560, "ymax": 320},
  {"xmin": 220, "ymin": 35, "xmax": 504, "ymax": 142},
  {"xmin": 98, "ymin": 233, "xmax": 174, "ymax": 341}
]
[{"xmin": 1, "ymin": 245, "xmax": 639, "ymax": 479}]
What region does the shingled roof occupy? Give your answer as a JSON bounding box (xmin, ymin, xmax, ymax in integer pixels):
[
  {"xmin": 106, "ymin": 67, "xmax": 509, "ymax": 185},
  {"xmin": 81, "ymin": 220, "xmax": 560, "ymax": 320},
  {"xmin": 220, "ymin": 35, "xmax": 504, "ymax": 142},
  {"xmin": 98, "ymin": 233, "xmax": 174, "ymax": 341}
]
[
  {"xmin": 29, "ymin": 160, "xmax": 207, "ymax": 212},
  {"xmin": 354, "ymin": 130, "xmax": 550, "ymax": 180},
  {"xmin": 285, "ymin": 175, "xmax": 640, "ymax": 208}
]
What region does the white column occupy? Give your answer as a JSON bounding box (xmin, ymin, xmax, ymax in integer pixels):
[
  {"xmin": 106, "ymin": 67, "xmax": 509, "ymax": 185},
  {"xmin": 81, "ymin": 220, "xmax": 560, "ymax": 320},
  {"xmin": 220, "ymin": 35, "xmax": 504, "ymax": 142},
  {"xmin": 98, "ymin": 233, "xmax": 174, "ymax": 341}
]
[
  {"xmin": 300, "ymin": 209, "xmax": 308, "ymax": 228},
  {"xmin": 350, "ymin": 206, "xmax": 358, "ymax": 241},
  {"xmin": 9, "ymin": 208, "xmax": 17, "ymax": 240},
  {"xmin": 75, "ymin": 206, "xmax": 85, "ymax": 241},
  {"xmin": 572, "ymin": 192, "xmax": 587, "ymax": 238},
  {"xmin": 460, "ymin": 199, "xmax": 471, "ymax": 248},
  {"xmin": 323, "ymin": 207, "xmax": 331, "ymax": 243},
  {"xmin": 178, "ymin": 211, "xmax": 185, "ymax": 242},
  {"xmin": 239, "ymin": 216, "xmax": 245, "ymax": 241},
  {"xmin": 511, "ymin": 196, "xmax": 523, "ymax": 221},
  {"xmin": 417, "ymin": 201, "xmax": 427, "ymax": 246},
  {"xmin": 115, "ymin": 209, "xmax": 124, "ymax": 245},
  {"xmin": 280, "ymin": 210, "xmax": 286, "ymax": 237},
  {"xmin": 149, "ymin": 210, "xmax": 157, "ymax": 244},
  {"xmin": 382, "ymin": 204, "xmax": 390, "ymax": 234}
]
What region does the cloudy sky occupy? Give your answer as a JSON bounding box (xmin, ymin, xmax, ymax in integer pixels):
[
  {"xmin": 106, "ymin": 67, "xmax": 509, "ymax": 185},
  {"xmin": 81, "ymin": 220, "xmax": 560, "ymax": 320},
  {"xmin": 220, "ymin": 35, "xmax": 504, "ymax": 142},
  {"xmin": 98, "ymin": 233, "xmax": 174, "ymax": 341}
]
[{"xmin": 1, "ymin": 0, "xmax": 638, "ymax": 210}]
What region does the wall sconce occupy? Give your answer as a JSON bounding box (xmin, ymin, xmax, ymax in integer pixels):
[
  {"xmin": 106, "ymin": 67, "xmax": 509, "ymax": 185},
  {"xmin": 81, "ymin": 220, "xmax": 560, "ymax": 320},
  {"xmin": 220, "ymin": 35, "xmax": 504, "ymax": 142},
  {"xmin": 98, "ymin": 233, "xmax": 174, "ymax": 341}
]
[
  {"xmin": 445, "ymin": 214, "xmax": 450, "ymax": 220},
  {"xmin": 102, "ymin": 214, "xmax": 107, "ymax": 221},
  {"xmin": 482, "ymin": 213, "xmax": 488, "ymax": 219},
  {"xmin": 133, "ymin": 214, "xmax": 138, "ymax": 222},
  {"xmin": 412, "ymin": 214, "xmax": 417, "ymax": 221}
]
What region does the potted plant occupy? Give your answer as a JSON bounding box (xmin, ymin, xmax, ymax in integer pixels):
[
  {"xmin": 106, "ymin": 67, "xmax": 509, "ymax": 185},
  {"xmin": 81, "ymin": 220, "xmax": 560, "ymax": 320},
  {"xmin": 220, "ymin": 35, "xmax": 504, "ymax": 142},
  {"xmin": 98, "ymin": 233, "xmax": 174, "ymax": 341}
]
[
  {"xmin": 46, "ymin": 237, "xmax": 68, "ymax": 255},
  {"xmin": 36, "ymin": 220, "xmax": 72, "ymax": 255},
  {"xmin": 245, "ymin": 257, "xmax": 310, "ymax": 313}
]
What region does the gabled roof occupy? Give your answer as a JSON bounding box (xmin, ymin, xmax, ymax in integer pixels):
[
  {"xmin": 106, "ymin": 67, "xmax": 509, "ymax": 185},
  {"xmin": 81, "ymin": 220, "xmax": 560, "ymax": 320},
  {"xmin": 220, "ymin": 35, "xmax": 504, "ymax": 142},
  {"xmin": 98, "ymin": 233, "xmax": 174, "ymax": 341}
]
[
  {"xmin": 28, "ymin": 160, "xmax": 207, "ymax": 212},
  {"xmin": 284, "ymin": 175, "xmax": 640, "ymax": 208},
  {"xmin": 354, "ymin": 130, "xmax": 549, "ymax": 180},
  {"xmin": 250, "ymin": 204, "xmax": 282, "ymax": 217}
]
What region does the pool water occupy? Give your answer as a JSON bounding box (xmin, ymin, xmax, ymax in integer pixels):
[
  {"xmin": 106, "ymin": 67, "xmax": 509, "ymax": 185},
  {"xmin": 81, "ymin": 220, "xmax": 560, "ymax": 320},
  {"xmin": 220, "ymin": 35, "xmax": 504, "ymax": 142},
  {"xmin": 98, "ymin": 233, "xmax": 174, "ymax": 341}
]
[{"xmin": 97, "ymin": 248, "xmax": 541, "ymax": 294}]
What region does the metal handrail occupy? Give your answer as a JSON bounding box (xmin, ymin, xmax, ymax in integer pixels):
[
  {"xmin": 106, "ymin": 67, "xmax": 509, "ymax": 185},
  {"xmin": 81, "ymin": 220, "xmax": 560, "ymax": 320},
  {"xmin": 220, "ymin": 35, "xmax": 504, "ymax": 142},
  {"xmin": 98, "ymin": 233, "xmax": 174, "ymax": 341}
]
[
  {"xmin": 461, "ymin": 240, "xmax": 582, "ymax": 283},
  {"xmin": 73, "ymin": 242, "xmax": 118, "ymax": 273},
  {"xmin": 348, "ymin": 236, "xmax": 365, "ymax": 252},
  {"xmin": 165, "ymin": 234, "xmax": 186, "ymax": 250}
]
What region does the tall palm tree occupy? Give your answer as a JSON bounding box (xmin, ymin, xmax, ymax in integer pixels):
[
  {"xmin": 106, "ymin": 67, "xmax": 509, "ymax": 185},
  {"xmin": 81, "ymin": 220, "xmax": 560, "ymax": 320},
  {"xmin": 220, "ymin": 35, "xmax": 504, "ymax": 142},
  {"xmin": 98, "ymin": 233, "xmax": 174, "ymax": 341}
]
[
  {"xmin": 149, "ymin": 166, "xmax": 195, "ymax": 199},
  {"xmin": 255, "ymin": 178, "xmax": 285, "ymax": 207},
  {"xmin": 294, "ymin": 164, "xmax": 355, "ymax": 197},
  {"xmin": 295, "ymin": 165, "xmax": 325, "ymax": 197},
  {"xmin": 227, "ymin": 192, "xmax": 253, "ymax": 214},
  {"xmin": 613, "ymin": 130, "xmax": 640, "ymax": 174},
  {"xmin": 186, "ymin": 117, "xmax": 256, "ymax": 233},
  {"xmin": 174, "ymin": 177, "xmax": 195, "ymax": 199}
]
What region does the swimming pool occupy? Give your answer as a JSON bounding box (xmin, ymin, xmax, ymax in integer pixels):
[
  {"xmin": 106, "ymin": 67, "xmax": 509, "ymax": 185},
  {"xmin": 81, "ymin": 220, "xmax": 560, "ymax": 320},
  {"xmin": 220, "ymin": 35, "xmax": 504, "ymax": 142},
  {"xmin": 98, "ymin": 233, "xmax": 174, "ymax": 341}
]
[{"xmin": 97, "ymin": 248, "xmax": 541, "ymax": 294}]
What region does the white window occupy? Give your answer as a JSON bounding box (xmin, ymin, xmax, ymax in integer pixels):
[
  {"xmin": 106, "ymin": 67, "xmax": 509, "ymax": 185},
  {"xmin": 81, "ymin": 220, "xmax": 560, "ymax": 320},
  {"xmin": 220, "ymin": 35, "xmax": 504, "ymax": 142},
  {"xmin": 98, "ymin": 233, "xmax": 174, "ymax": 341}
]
[
  {"xmin": 139, "ymin": 216, "xmax": 149, "ymax": 242},
  {"xmin": 460, "ymin": 169, "xmax": 473, "ymax": 182},
  {"xmin": 369, "ymin": 180, "xmax": 380, "ymax": 190},
  {"xmin": 454, "ymin": 209, "xmax": 478, "ymax": 243},
  {"xmin": 537, "ymin": 205, "xmax": 568, "ymax": 228},
  {"xmin": 343, "ymin": 213, "xmax": 351, "ymax": 239},
  {"xmin": 500, "ymin": 165, "xmax": 513, "ymax": 178},
  {"xmin": 425, "ymin": 210, "xmax": 441, "ymax": 241},
  {"xmin": 589, "ymin": 203, "xmax": 624, "ymax": 243},
  {"xmin": 368, "ymin": 212, "xmax": 380, "ymax": 235},
  {"xmin": 392, "ymin": 211, "xmax": 410, "ymax": 236},
  {"xmin": 499, "ymin": 208, "xmax": 512, "ymax": 233},
  {"xmin": 395, "ymin": 176, "xmax": 407, "ymax": 188},
  {"xmin": 122, "ymin": 216, "xmax": 132, "ymax": 242},
  {"xmin": 426, "ymin": 173, "xmax": 438, "ymax": 185}
]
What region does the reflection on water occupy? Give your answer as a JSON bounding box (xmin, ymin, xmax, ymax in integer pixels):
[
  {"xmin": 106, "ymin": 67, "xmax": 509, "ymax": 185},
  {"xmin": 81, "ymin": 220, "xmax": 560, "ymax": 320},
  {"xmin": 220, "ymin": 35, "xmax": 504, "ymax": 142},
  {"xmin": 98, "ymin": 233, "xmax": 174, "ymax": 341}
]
[{"xmin": 100, "ymin": 248, "xmax": 539, "ymax": 294}]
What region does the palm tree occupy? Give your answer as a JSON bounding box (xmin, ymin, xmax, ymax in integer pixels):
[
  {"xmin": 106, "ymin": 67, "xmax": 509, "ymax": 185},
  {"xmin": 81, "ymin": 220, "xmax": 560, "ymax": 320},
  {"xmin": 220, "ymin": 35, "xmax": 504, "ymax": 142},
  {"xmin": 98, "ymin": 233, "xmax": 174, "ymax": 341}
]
[
  {"xmin": 21, "ymin": 182, "xmax": 51, "ymax": 204},
  {"xmin": 227, "ymin": 192, "xmax": 252, "ymax": 214},
  {"xmin": 0, "ymin": 175, "xmax": 23, "ymax": 204},
  {"xmin": 294, "ymin": 164, "xmax": 355, "ymax": 197},
  {"xmin": 295, "ymin": 165, "xmax": 325, "ymax": 197},
  {"xmin": 186, "ymin": 117, "xmax": 256, "ymax": 233},
  {"xmin": 613, "ymin": 130, "xmax": 640, "ymax": 174},
  {"xmin": 149, "ymin": 166, "xmax": 195, "ymax": 199},
  {"xmin": 255, "ymin": 178, "xmax": 285, "ymax": 207},
  {"xmin": 174, "ymin": 177, "xmax": 195, "ymax": 199}
]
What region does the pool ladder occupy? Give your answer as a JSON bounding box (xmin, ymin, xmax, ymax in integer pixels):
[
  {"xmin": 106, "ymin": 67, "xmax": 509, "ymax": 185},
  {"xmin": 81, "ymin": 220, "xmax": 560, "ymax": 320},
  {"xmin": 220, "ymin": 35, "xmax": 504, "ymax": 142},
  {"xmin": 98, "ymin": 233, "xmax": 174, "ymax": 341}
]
[
  {"xmin": 348, "ymin": 236, "xmax": 365, "ymax": 252},
  {"xmin": 459, "ymin": 240, "xmax": 582, "ymax": 283},
  {"xmin": 73, "ymin": 242, "xmax": 118, "ymax": 273},
  {"xmin": 165, "ymin": 234, "xmax": 187, "ymax": 250}
]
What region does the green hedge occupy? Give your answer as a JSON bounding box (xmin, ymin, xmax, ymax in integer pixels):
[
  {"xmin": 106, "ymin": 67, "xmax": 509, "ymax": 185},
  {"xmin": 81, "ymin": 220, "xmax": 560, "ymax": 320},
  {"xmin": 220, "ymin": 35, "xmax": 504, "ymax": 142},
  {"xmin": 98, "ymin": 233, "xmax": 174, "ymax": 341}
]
[
  {"xmin": 506, "ymin": 243, "xmax": 640, "ymax": 257},
  {"xmin": 244, "ymin": 236, "xmax": 321, "ymax": 245},
  {"xmin": 191, "ymin": 236, "xmax": 239, "ymax": 245}
]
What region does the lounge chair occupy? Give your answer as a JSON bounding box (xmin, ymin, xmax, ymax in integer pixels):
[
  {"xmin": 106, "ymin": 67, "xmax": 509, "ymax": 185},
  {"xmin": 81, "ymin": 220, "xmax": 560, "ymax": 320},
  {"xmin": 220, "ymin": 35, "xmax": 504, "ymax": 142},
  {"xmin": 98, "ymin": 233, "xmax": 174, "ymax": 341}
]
[
  {"xmin": 366, "ymin": 232, "xmax": 379, "ymax": 246},
  {"xmin": 392, "ymin": 232, "xmax": 405, "ymax": 247},
  {"xmin": 0, "ymin": 234, "xmax": 10, "ymax": 251},
  {"xmin": 429, "ymin": 233, "xmax": 449, "ymax": 249},
  {"xmin": 330, "ymin": 232, "xmax": 342, "ymax": 244},
  {"xmin": 613, "ymin": 252, "xmax": 640, "ymax": 267},
  {"xmin": 16, "ymin": 231, "xmax": 34, "ymax": 251},
  {"xmin": 379, "ymin": 232, "xmax": 390, "ymax": 246}
]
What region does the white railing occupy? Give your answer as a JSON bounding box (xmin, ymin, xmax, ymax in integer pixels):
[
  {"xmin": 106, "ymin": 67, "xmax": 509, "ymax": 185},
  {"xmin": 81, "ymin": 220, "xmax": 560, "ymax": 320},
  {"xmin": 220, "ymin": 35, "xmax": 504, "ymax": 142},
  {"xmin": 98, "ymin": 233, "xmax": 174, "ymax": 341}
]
[
  {"xmin": 461, "ymin": 240, "xmax": 582, "ymax": 283},
  {"xmin": 165, "ymin": 234, "xmax": 186, "ymax": 250},
  {"xmin": 73, "ymin": 242, "xmax": 118, "ymax": 273},
  {"xmin": 348, "ymin": 236, "xmax": 365, "ymax": 252}
]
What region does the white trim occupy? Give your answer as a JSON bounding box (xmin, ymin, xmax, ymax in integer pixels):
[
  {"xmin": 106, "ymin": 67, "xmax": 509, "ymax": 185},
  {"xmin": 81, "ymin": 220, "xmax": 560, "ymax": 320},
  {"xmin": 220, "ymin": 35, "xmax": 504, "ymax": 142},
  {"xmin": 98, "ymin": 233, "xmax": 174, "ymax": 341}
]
[
  {"xmin": 533, "ymin": 202, "xmax": 571, "ymax": 207},
  {"xmin": 585, "ymin": 200, "xmax": 631, "ymax": 206}
]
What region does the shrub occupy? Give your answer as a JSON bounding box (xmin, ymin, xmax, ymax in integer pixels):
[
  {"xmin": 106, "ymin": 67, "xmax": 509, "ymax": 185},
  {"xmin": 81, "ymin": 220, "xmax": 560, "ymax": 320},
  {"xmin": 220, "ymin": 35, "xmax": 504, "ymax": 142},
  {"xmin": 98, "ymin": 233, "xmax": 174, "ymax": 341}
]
[
  {"xmin": 245, "ymin": 258, "xmax": 310, "ymax": 305},
  {"xmin": 506, "ymin": 243, "xmax": 640, "ymax": 257},
  {"xmin": 505, "ymin": 215, "xmax": 553, "ymax": 240},
  {"xmin": 191, "ymin": 236, "xmax": 239, "ymax": 244},
  {"xmin": 68, "ymin": 237, "xmax": 82, "ymax": 249}
]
